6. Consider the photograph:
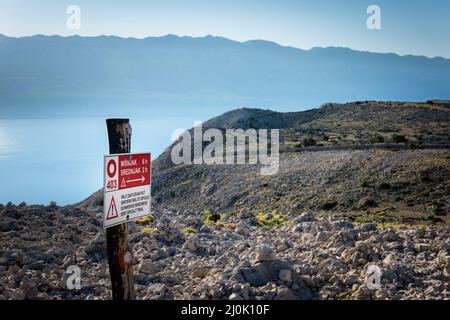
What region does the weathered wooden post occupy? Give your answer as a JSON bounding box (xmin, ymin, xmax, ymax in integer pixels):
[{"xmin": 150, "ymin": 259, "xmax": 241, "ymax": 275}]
[{"xmin": 105, "ymin": 119, "xmax": 135, "ymax": 300}]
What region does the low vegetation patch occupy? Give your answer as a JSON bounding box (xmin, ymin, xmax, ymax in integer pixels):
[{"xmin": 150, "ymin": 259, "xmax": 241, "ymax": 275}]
[
  {"xmin": 378, "ymin": 182, "xmax": 391, "ymax": 190},
  {"xmin": 303, "ymin": 137, "xmax": 317, "ymax": 147},
  {"xmin": 392, "ymin": 134, "xmax": 408, "ymax": 143},
  {"xmin": 203, "ymin": 210, "xmax": 221, "ymax": 225},
  {"xmin": 142, "ymin": 227, "xmax": 154, "ymax": 234},
  {"xmin": 370, "ymin": 134, "xmax": 385, "ymax": 143},
  {"xmin": 181, "ymin": 179, "xmax": 193, "ymax": 185},
  {"xmin": 182, "ymin": 227, "xmax": 197, "ymax": 234},
  {"xmin": 224, "ymin": 222, "xmax": 237, "ymax": 229},
  {"xmin": 136, "ymin": 215, "xmax": 154, "ymax": 225},
  {"xmin": 321, "ymin": 201, "xmax": 338, "ymax": 210},
  {"xmin": 256, "ymin": 210, "xmax": 289, "ymax": 227}
]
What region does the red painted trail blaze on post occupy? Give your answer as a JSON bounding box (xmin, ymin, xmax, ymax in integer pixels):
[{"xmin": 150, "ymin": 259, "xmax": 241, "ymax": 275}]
[
  {"xmin": 103, "ymin": 119, "xmax": 151, "ymax": 300},
  {"xmin": 105, "ymin": 118, "xmax": 136, "ymax": 300},
  {"xmin": 104, "ymin": 119, "xmax": 152, "ymax": 300}
]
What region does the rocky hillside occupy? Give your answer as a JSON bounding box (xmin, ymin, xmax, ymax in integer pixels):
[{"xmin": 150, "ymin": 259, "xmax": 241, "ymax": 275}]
[
  {"xmin": 1, "ymin": 100, "xmax": 449, "ymax": 300},
  {"xmin": 152, "ymin": 101, "xmax": 450, "ymax": 225},
  {"xmin": 154, "ymin": 100, "xmax": 450, "ymax": 172}
]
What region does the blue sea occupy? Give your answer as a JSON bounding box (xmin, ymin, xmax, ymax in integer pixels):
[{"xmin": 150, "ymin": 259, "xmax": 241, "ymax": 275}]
[{"xmin": 0, "ymin": 116, "xmax": 201, "ymax": 205}]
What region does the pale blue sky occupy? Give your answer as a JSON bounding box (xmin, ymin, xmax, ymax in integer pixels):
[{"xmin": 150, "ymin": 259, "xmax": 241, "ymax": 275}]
[{"xmin": 0, "ymin": 0, "xmax": 449, "ymax": 58}]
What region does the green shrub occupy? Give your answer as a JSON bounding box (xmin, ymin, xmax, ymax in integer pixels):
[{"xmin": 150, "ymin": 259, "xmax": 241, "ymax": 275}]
[
  {"xmin": 370, "ymin": 135, "xmax": 385, "ymax": 143},
  {"xmin": 321, "ymin": 201, "xmax": 337, "ymax": 210},
  {"xmin": 392, "ymin": 134, "xmax": 408, "ymax": 143},
  {"xmin": 142, "ymin": 227, "xmax": 154, "ymax": 234},
  {"xmin": 303, "ymin": 137, "xmax": 317, "ymax": 147},
  {"xmin": 256, "ymin": 210, "xmax": 289, "ymax": 227},
  {"xmin": 182, "ymin": 227, "xmax": 197, "ymax": 234},
  {"xmin": 203, "ymin": 210, "xmax": 221, "ymax": 225},
  {"xmin": 379, "ymin": 182, "xmax": 391, "ymax": 190},
  {"xmin": 136, "ymin": 215, "xmax": 154, "ymax": 225}
]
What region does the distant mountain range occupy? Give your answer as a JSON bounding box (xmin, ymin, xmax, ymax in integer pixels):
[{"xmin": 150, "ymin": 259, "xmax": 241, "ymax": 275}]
[{"xmin": 1, "ymin": 34, "xmax": 449, "ymax": 118}]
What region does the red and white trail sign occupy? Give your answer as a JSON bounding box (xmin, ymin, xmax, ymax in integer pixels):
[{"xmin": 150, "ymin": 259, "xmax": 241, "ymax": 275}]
[{"xmin": 103, "ymin": 153, "xmax": 151, "ymax": 229}]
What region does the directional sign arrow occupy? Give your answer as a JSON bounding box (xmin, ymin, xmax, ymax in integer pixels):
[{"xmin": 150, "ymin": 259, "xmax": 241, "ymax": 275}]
[{"xmin": 126, "ymin": 175, "xmax": 146, "ymax": 184}]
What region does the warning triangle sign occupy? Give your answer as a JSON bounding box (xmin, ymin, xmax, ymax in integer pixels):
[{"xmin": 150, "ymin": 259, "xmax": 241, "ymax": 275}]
[
  {"xmin": 106, "ymin": 196, "xmax": 119, "ymax": 220},
  {"xmin": 121, "ymin": 178, "xmax": 126, "ymax": 188}
]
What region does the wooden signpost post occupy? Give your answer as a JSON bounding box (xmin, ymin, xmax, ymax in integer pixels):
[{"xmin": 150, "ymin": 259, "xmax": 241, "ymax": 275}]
[
  {"xmin": 105, "ymin": 119, "xmax": 135, "ymax": 300},
  {"xmin": 105, "ymin": 118, "xmax": 152, "ymax": 300}
]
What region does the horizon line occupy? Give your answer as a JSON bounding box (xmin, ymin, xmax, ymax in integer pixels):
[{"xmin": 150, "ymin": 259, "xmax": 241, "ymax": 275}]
[{"xmin": 1, "ymin": 33, "xmax": 448, "ymax": 60}]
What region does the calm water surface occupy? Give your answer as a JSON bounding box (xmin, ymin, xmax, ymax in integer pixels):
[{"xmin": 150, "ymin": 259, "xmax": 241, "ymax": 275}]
[{"xmin": 0, "ymin": 116, "xmax": 200, "ymax": 205}]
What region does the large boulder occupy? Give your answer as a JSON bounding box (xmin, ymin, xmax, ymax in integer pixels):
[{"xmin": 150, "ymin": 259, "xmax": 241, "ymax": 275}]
[{"xmin": 239, "ymin": 260, "xmax": 292, "ymax": 287}]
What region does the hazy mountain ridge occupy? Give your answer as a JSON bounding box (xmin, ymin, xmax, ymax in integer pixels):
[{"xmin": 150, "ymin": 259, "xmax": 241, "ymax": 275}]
[{"xmin": 1, "ymin": 34, "xmax": 450, "ymax": 118}]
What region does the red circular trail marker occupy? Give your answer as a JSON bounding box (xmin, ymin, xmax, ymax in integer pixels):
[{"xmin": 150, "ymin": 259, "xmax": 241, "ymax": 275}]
[{"xmin": 107, "ymin": 159, "xmax": 117, "ymax": 178}]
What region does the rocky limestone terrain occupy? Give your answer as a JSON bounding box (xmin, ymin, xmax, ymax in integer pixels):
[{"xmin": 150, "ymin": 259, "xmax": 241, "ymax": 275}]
[
  {"xmin": 0, "ymin": 202, "xmax": 449, "ymax": 300},
  {"xmin": 151, "ymin": 149, "xmax": 450, "ymax": 225},
  {"xmin": 154, "ymin": 100, "xmax": 450, "ymax": 173},
  {"xmin": 1, "ymin": 101, "xmax": 449, "ymax": 300},
  {"xmin": 149, "ymin": 101, "xmax": 450, "ymax": 225}
]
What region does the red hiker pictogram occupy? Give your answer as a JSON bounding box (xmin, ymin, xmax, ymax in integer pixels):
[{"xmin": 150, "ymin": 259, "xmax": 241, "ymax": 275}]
[{"xmin": 106, "ymin": 196, "xmax": 119, "ymax": 220}]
